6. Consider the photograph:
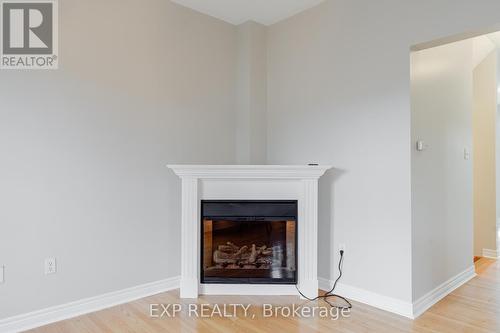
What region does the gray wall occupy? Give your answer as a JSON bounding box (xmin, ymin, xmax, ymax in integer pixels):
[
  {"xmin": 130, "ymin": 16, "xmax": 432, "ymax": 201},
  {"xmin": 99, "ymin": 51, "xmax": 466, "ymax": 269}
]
[
  {"xmin": 411, "ymin": 39, "xmax": 474, "ymax": 301},
  {"xmin": 0, "ymin": 0, "xmax": 237, "ymax": 319},
  {"xmin": 267, "ymin": 0, "xmax": 500, "ymax": 303}
]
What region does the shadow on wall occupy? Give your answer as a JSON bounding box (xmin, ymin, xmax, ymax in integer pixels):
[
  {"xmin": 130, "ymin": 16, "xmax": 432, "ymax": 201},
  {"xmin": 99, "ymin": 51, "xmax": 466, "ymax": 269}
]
[{"xmin": 318, "ymin": 168, "xmax": 346, "ymax": 283}]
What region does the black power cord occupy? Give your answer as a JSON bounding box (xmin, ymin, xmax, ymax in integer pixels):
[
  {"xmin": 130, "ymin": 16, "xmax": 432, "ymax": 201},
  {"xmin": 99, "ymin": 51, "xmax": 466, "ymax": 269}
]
[{"xmin": 295, "ymin": 250, "xmax": 352, "ymax": 309}]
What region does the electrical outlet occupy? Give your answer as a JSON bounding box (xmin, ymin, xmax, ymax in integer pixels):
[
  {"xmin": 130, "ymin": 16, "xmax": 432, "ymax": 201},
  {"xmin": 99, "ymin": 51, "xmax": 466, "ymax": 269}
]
[
  {"xmin": 0, "ymin": 265, "xmax": 4, "ymax": 284},
  {"xmin": 339, "ymin": 244, "xmax": 346, "ymax": 252},
  {"xmin": 44, "ymin": 258, "xmax": 56, "ymax": 275}
]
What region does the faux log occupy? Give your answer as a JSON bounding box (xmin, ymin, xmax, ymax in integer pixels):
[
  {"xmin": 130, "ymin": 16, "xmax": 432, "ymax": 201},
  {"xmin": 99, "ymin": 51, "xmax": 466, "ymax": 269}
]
[{"xmin": 211, "ymin": 242, "xmax": 274, "ymax": 267}]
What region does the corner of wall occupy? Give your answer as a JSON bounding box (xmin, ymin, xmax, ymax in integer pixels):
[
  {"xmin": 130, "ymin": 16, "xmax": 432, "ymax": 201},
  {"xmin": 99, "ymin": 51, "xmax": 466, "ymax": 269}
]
[{"xmin": 235, "ymin": 21, "xmax": 268, "ymax": 164}]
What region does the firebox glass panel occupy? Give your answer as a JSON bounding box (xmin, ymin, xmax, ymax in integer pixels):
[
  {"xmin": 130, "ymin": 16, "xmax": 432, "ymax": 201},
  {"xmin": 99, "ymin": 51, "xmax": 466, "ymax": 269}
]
[{"xmin": 201, "ymin": 201, "xmax": 297, "ymax": 284}]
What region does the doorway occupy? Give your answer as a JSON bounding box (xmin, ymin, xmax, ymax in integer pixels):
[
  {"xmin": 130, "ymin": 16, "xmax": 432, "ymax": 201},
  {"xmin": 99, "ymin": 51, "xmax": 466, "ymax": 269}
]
[{"xmin": 411, "ymin": 31, "xmax": 500, "ymax": 275}]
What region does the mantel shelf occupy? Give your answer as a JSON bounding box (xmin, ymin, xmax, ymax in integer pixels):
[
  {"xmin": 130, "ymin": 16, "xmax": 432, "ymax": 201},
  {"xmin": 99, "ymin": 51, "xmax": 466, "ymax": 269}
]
[{"xmin": 167, "ymin": 165, "xmax": 332, "ymax": 179}]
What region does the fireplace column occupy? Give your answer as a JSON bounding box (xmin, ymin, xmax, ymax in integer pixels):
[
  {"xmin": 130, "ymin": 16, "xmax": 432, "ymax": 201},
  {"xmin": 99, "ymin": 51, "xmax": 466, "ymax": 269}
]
[
  {"xmin": 180, "ymin": 176, "xmax": 199, "ymax": 298},
  {"xmin": 298, "ymin": 179, "xmax": 319, "ymax": 298}
]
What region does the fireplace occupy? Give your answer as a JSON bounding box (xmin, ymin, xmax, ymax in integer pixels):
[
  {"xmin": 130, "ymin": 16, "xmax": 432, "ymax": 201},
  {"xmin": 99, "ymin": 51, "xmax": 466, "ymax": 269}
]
[
  {"xmin": 168, "ymin": 164, "xmax": 330, "ymax": 298},
  {"xmin": 201, "ymin": 200, "xmax": 297, "ymax": 284}
]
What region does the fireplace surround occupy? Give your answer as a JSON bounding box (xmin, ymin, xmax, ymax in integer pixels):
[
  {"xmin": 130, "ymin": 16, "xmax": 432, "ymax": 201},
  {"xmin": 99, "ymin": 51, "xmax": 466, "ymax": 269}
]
[{"xmin": 168, "ymin": 165, "xmax": 331, "ymax": 298}]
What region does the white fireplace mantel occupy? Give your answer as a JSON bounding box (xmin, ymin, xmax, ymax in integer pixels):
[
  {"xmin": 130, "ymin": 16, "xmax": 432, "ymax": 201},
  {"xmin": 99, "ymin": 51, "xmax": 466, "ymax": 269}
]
[{"xmin": 168, "ymin": 164, "xmax": 331, "ymax": 298}]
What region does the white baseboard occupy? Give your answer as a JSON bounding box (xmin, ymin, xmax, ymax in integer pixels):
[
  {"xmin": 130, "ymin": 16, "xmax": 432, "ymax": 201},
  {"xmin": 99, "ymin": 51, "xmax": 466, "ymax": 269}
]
[
  {"xmin": 318, "ymin": 277, "xmax": 413, "ymax": 319},
  {"xmin": 412, "ymin": 265, "xmax": 476, "ymax": 318},
  {"xmin": 0, "ymin": 276, "xmax": 180, "ymax": 333},
  {"xmin": 482, "ymin": 248, "xmax": 500, "ymax": 259}
]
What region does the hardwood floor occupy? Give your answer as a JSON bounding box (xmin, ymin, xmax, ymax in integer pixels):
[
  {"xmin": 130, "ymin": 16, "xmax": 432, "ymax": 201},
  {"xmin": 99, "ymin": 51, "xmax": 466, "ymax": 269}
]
[{"xmin": 27, "ymin": 258, "xmax": 500, "ymax": 332}]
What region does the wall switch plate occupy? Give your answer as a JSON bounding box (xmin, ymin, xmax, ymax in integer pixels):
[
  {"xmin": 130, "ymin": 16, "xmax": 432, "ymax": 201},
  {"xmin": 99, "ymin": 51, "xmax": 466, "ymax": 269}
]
[
  {"xmin": 416, "ymin": 140, "xmax": 425, "ymax": 151},
  {"xmin": 464, "ymin": 148, "xmax": 471, "ymax": 160},
  {"xmin": 45, "ymin": 258, "xmax": 56, "ymax": 275},
  {"xmin": 0, "ymin": 265, "xmax": 4, "ymax": 283}
]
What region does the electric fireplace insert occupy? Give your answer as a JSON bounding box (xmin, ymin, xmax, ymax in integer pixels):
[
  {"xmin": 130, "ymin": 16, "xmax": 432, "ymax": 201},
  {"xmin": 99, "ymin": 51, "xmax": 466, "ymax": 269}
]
[{"xmin": 201, "ymin": 200, "xmax": 297, "ymax": 284}]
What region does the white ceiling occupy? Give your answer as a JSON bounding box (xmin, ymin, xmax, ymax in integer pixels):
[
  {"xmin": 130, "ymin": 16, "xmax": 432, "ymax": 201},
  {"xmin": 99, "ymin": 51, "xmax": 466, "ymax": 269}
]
[{"xmin": 170, "ymin": 0, "xmax": 325, "ymax": 26}]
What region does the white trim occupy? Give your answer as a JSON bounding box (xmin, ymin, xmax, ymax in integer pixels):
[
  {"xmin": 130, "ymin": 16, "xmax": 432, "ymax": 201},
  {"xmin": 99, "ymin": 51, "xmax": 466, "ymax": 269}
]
[
  {"xmin": 318, "ymin": 277, "xmax": 413, "ymax": 318},
  {"xmin": 179, "ymin": 176, "xmax": 199, "ymax": 298},
  {"xmin": 167, "ymin": 164, "xmax": 332, "ymax": 179},
  {"xmin": 412, "ymin": 265, "xmax": 476, "ymax": 318},
  {"xmin": 0, "ymin": 276, "xmax": 180, "ymax": 333},
  {"xmin": 200, "ymin": 283, "xmax": 298, "ymax": 295},
  {"xmin": 482, "ymin": 248, "xmax": 499, "ymax": 259}
]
